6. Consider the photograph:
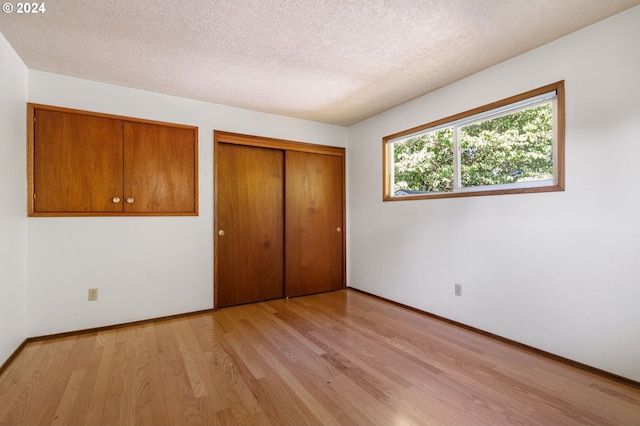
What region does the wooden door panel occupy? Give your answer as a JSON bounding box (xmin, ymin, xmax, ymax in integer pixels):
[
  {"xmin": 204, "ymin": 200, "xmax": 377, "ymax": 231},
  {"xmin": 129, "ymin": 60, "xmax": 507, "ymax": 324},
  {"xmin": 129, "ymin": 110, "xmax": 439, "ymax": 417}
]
[
  {"xmin": 33, "ymin": 109, "xmax": 123, "ymax": 212},
  {"xmin": 285, "ymin": 151, "xmax": 344, "ymax": 297},
  {"xmin": 123, "ymin": 122, "xmax": 196, "ymax": 213},
  {"xmin": 217, "ymin": 143, "xmax": 285, "ymax": 307}
]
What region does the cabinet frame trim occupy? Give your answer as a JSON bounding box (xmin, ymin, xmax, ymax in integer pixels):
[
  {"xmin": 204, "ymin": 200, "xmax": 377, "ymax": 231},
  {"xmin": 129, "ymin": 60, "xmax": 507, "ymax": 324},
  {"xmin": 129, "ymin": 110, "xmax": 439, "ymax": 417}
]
[
  {"xmin": 213, "ymin": 130, "xmax": 347, "ymax": 310},
  {"xmin": 27, "ymin": 103, "xmax": 199, "ymax": 216}
]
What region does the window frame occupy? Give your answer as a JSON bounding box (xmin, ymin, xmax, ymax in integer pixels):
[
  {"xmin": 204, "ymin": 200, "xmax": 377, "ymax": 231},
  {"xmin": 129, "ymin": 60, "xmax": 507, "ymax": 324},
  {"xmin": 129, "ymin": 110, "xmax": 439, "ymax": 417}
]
[{"xmin": 382, "ymin": 81, "xmax": 565, "ymax": 201}]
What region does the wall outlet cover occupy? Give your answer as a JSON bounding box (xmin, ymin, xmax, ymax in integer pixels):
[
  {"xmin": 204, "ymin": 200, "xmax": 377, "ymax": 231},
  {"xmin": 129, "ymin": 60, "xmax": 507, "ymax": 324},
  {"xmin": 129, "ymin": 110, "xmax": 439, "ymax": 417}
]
[{"xmin": 88, "ymin": 288, "xmax": 98, "ymax": 301}]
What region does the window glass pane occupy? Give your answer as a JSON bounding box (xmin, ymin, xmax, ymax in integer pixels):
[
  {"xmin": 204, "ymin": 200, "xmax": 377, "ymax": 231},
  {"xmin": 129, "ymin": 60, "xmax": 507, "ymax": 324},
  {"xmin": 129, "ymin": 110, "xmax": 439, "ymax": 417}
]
[
  {"xmin": 393, "ymin": 128, "xmax": 454, "ymax": 195},
  {"xmin": 459, "ymin": 103, "xmax": 553, "ymax": 188}
]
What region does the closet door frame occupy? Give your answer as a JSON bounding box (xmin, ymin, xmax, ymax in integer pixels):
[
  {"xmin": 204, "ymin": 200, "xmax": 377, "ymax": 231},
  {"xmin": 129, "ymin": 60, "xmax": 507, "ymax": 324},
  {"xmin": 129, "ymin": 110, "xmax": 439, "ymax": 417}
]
[{"xmin": 213, "ymin": 131, "xmax": 346, "ymax": 310}]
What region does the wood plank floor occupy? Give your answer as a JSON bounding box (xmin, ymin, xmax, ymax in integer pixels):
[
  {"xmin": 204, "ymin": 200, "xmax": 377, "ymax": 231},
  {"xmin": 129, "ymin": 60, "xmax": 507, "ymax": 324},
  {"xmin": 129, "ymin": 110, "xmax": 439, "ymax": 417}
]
[{"xmin": 1, "ymin": 289, "xmax": 639, "ymax": 425}]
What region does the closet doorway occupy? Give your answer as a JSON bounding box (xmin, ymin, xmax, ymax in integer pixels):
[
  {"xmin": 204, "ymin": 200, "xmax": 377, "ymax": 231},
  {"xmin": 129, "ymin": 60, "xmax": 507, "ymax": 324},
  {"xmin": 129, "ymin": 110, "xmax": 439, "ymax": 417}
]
[{"xmin": 214, "ymin": 131, "xmax": 345, "ymax": 308}]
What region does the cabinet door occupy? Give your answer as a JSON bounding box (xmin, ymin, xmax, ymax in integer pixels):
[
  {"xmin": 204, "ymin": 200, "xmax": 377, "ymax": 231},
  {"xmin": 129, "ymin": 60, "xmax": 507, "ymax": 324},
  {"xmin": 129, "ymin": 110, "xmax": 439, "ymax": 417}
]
[
  {"xmin": 123, "ymin": 122, "xmax": 197, "ymax": 213},
  {"xmin": 217, "ymin": 143, "xmax": 285, "ymax": 307},
  {"xmin": 285, "ymin": 151, "xmax": 344, "ymax": 297},
  {"xmin": 33, "ymin": 109, "xmax": 123, "ymax": 213}
]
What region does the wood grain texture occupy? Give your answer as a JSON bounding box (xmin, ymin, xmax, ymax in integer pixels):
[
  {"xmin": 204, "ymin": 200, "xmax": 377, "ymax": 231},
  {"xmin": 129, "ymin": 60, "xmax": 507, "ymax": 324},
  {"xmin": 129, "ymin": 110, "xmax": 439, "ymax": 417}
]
[
  {"xmin": 33, "ymin": 109, "xmax": 124, "ymax": 213},
  {"xmin": 213, "ymin": 131, "xmax": 345, "ymax": 156},
  {"xmin": 27, "ymin": 103, "xmax": 198, "ymax": 216},
  {"xmin": 214, "ymin": 133, "xmax": 346, "ymax": 307},
  {"xmin": 124, "ymin": 122, "xmax": 197, "ymax": 213},
  {"xmin": 285, "ymin": 151, "xmax": 344, "ymax": 297},
  {"xmin": 216, "ymin": 143, "xmax": 285, "ymax": 307},
  {"xmin": 2, "ymin": 289, "xmax": 638, "ymax": 425}
]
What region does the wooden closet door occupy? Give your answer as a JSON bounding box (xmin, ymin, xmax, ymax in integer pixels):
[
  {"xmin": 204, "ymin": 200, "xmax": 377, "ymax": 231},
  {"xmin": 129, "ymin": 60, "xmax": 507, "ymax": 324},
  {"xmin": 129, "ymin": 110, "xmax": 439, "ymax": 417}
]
[
  {"xmin": 123, "ymin": 122, "xmax": 196, "ymax": 213},
  {"xmin": 285, "ymin": 151, "xmax": 344, "ymax": 297},
  {"xmin": 33, "ymin": 109, "xmax": 123, "ymax": 212},
  {"xmin": 217, "ymin": 143, "xmax": 285, "ymax": 307}
]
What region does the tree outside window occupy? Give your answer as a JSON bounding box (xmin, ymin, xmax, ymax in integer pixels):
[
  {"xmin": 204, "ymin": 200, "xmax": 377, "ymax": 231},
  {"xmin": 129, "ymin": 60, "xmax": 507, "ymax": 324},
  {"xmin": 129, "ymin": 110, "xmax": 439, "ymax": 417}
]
[{"xmin": 384, "ymin": 81, "xmax": 564, "ymax": 200}]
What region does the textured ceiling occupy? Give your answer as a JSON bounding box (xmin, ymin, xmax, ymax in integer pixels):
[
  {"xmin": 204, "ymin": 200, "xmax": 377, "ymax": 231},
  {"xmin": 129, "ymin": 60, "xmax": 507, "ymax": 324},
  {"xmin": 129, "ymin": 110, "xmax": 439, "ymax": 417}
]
[{"xmin": 1, "ymin": 1, "xmax": 639, "ymax": 126}]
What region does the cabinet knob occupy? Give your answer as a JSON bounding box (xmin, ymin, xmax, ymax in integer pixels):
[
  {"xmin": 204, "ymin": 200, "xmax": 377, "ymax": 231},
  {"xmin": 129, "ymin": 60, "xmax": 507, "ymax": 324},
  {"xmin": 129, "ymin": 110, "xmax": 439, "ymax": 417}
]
[
  {"xmin": 218, "ymin": 230, "xmax": 225, "ymax": 236},
  {"xmin": 126, "ymin": 197, "xmax": 135, "ymax": 204},
  {"xmin": 337, "ymin": 227, "xmax": 342, "ymax": 232},
  {"xmin": 112, "ymin": 197, "xmax": 121, "ymax": 203}
]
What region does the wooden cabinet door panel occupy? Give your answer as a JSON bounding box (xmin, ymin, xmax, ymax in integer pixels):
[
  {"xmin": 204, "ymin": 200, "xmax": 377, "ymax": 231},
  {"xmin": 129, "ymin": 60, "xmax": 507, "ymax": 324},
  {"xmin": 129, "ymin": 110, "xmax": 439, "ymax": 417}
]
[
  {"xmin": 217, "ymin": 143, "xmax": 285, "ymax": 307},
  {"xmin": 33, "ymin": 109, "xmax": 123, "ymax": 212},
  {"xmin": 123, "ymin": 122, "xmax": 196, "ymax": 213},
  {"xmin": 285, "ymin": 151, "xmax": 344, "ymax": 297}
]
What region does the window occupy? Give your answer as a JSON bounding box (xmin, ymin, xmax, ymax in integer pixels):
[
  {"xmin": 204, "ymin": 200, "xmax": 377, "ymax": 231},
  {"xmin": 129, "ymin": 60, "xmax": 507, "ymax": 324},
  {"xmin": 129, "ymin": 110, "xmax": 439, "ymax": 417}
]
[{"xmin": 383, "ymin": 81, "xmax": 564, "ymax": 200}]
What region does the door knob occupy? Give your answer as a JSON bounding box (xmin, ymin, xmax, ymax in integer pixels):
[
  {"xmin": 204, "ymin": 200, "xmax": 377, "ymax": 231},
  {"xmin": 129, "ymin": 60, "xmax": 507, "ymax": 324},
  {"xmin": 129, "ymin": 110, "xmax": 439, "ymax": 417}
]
[
  {"xmin": 112, "ymin": 197, "xmax": 121, "ymax": 203},
  {"xmin": 218, "ymin": 230, "xmax": 225, "ymax": 236},
  {"xmin": 337, "ymin": 227, "xmax": 342, "ymax": 232},
  {"xmin": 126, "ymin": 197, "xmax": 135, "ymax": 204}
]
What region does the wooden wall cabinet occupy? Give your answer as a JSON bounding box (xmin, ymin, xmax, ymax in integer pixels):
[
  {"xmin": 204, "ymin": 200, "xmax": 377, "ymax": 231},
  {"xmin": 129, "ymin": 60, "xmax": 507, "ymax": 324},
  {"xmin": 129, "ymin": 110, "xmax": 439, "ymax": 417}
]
[{"xmin": 28, "ymin": 104, "xmax": 198, "ymax": 216}]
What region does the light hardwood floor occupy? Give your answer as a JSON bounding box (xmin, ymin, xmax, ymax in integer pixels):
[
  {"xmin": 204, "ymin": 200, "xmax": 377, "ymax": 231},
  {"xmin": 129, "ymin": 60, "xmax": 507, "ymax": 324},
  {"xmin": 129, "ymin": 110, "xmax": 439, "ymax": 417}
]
[{"xmin": 1, "ymin": 289, "xmax": 639, "ymax": 425}]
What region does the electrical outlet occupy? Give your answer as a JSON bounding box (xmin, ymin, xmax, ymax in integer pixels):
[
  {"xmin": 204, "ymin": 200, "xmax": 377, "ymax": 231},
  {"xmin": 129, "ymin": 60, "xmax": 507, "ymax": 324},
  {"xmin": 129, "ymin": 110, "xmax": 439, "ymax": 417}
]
[
  {"xmin": 455, "ymin": 283, "xmax": 462, "ymax": 296},
  {"xmin": 88, "ymin": 288, "xmax": 98, "ymax": 301}
]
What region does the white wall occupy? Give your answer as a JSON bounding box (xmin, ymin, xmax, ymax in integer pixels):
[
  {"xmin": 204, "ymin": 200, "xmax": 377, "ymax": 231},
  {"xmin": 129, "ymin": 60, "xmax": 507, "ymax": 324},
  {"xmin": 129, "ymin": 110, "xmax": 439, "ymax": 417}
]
[
  {"xmin": 347, "ymin": 6, "xmax": 640, "ymax": 381},
  {"xmin": 27, "ymin": 71, "xmax": 348, "ymax": 336},
  {"xmin": 0, "ymin": 33, "xmax": 28, "ymax": 365}
]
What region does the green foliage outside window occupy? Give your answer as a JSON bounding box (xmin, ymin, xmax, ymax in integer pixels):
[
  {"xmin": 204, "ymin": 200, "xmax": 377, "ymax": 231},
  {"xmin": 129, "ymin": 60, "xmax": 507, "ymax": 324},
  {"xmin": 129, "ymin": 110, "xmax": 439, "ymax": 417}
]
[
  {"xmin": 392, "ymin": 104, "xmax": 553, "ymax": 194},
  {"xmin": 394, "ymin": 128, "xmax": 454, "ymax": 193}
]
